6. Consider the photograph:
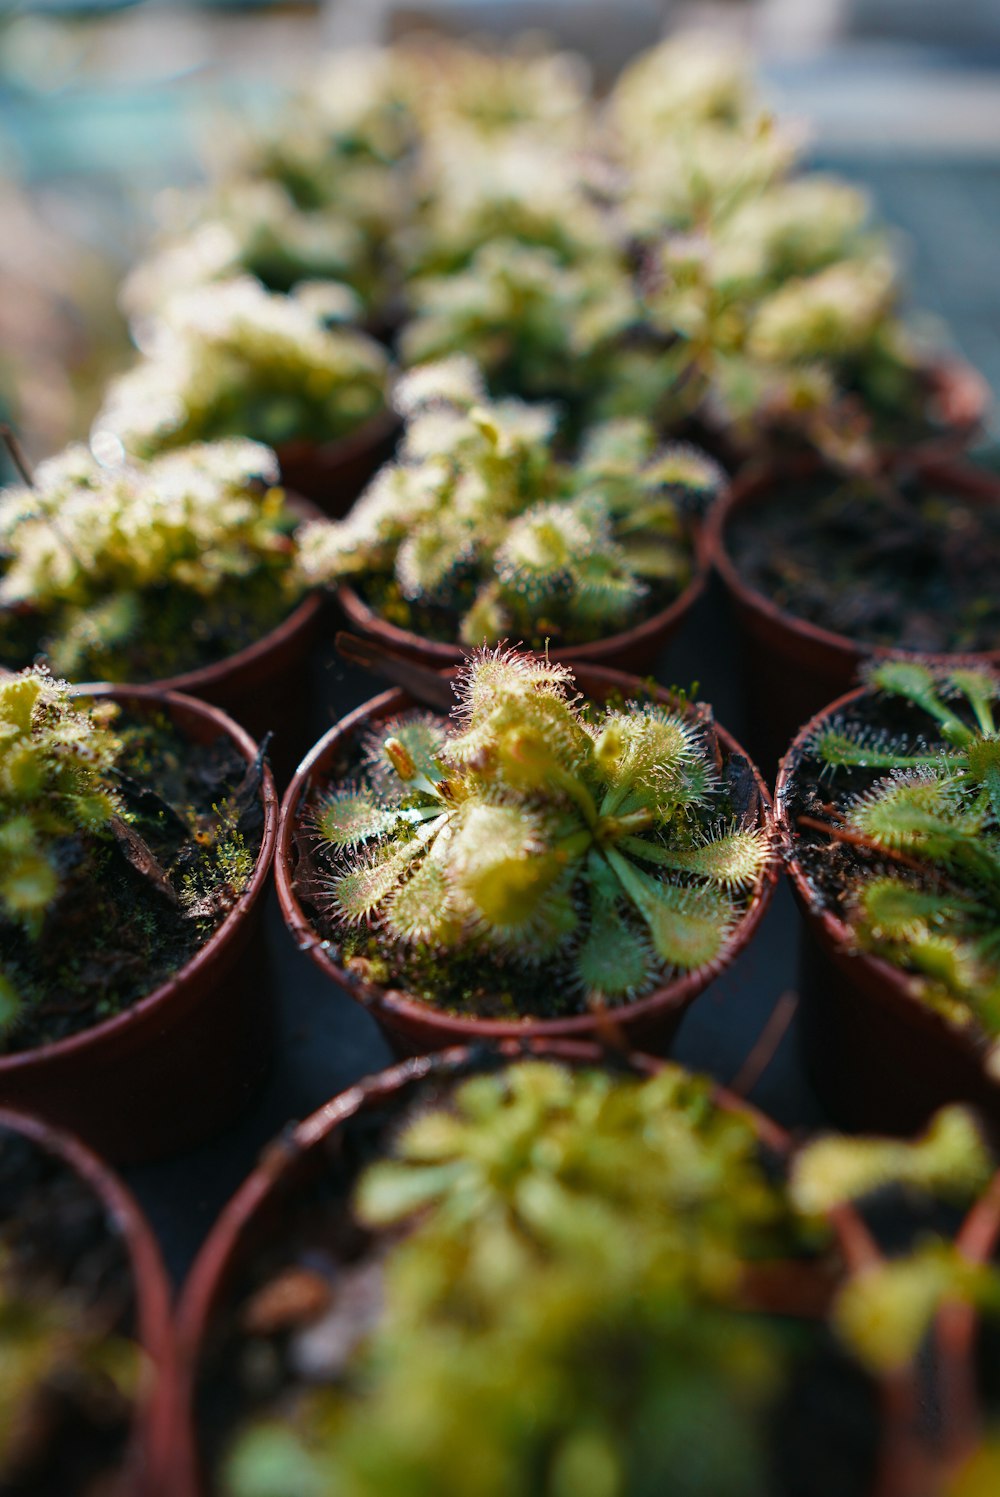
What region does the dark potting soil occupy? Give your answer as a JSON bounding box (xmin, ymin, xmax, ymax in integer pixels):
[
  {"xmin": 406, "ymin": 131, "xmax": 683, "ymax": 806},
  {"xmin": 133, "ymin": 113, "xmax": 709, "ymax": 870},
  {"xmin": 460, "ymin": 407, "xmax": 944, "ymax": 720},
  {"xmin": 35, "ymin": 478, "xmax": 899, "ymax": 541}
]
[
  {"xmin": 0, "ymin": 570, "xmax": 303, "ymax": 685},
  {"xmin": 1, "ymin": 707, "xmax": 266, "ymax": 1054},
  {"xmin": 193, "ymin": 1055, "xmax": 881, "ymax": 1497},
  {"xmin": 289, "ymin": 700, "xmax": 763, "ymax": 1022},
  {"xmin": 728, "ymin": 469, "xmax": 1000, "ymax": 654},
  {"xmin": 0, "ymin": 1124, "xmax": 137, "ymax": 1497}
]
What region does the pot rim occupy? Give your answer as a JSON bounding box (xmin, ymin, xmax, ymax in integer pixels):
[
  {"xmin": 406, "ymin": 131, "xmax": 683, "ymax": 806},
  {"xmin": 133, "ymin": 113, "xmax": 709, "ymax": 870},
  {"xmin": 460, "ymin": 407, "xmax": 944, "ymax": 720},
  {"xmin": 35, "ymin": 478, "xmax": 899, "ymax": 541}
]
[
  {"xmin": 335, "ymin": 514, "xmax": 713, "ymax": 668},
  {"xmin": 0, "ymin": 683, "xmax": 278, "ymax": 1076},
  {"xmin": 774, "ymin": 682, "xmax": 996, "ymax": 1066},
  {"xmin": 275, "ymin": 662, "xmax": 779, "ymax": 1042},
  {"xmin": 708, "ymin": 454, "xmax": 1000, "ymax": 675}
]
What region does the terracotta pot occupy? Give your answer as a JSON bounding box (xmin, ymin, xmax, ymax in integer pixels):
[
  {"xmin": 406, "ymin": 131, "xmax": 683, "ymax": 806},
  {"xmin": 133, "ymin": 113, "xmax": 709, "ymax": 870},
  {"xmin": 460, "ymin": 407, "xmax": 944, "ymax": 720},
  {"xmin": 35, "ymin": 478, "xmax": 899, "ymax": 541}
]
[
  {"xmin": 276, "ymin": 407, "xmax": 400, "ymax": 518},
  {"xmin": 276, "ymin": 663, "xmax": 778, "ymax": 1057},
  {"xmin": 335, "ymin": 519, "xmax": 712, "ymax": 677},
  {"xmin": 0, "ymin": 1105, "xmax": 174, "ymax": 1497},
  {"xmin": 168, "ymin": 1041, "xmax": 821, "ymax": 1497},
  {"xmin": 0, "ymin": 685, "xmax": 279, "ymax": 1164},
  {"xmin": 139, "ymin": 496, "xmax": 327, "ymax": 784},
  {"xmin": 776, "ymin": 686, "xmax": 1000, "ymax": 1135},
  {"xmin": 709, "ymin": 455, "xmax": 1000, "ymax": 778}
]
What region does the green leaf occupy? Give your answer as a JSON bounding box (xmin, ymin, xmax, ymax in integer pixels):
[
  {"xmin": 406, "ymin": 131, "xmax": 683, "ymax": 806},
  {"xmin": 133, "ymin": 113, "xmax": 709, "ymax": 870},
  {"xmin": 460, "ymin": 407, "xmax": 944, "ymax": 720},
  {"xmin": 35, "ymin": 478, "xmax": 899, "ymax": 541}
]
[
  {"xmin": 315, "ymin": 787, "xmax": 397, "ymax": 848},
  {"xmin": 576, "ymin": 897, "xmax": 654, "ymax": 999},
  {"xmin": 621, "ymin": 829, "xmax": 768, "ymax": 888},
  {"xmin": 604, "ymin": 851, "xmax": 732, "ymax": 971}
]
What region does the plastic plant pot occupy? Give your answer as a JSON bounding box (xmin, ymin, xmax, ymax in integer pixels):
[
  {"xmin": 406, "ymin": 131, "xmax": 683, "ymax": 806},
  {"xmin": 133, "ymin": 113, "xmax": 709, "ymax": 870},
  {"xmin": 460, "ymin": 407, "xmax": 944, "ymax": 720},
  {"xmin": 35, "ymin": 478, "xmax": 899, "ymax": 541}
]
[
  {"xmin": 275, "ymin": 662, "xmax": 778, "ymax": 1058},
  {"xmin": 335, "ymin": 519, "xmax": 712, "ymax": 677},
  {"xmin": 709, "ymin": 456, "xmax": 1000, "ymax": 779},
  {"xmin": 775, "ymin": 685, "xmax": 1000, "ymax": 1136},
  {"xmin": 168, "ymin": 1040, "xmax": 848, "ymax": 1497},
  {"xmin": 276, "ymin": 407, "xmax": 401, "ymax": 519},
  {"xmin": 0, "ymin": 1104, "xmax": 174, "ymax": 1497},
  {"xmin": 0, "ymin": 685, "xmax": 279, "ymax": 1165}
]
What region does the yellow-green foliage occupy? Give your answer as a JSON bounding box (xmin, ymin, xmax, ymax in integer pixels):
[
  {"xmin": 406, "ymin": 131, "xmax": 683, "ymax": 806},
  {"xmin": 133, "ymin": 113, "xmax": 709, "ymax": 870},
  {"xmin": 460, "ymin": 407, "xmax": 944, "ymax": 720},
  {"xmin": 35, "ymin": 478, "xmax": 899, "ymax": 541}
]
[
  {"xmin": 790, "ymin": 1106, "xmax": 993, "ymax": 1215},
  {"xmin": 0, "ymin": 438, "xmax": 308, "ymax": 680},
  {"xmin": 94, "ymin": 277, "xmax": 389, "ymax": 458},
  {"xmin": 298, "ymin": 358, "xmax": 719, "ymax": 648},
  {"xmin": 224, "ymin": 1060, "xmax": 808, "ymax": 1497},
  {"xmin": 809, "ymin": 660, "xmax": 1000, "ymax": 1031},
  {"xmin": 312, "ymin": 648, "xmax": 768, "ymax": 1004}
]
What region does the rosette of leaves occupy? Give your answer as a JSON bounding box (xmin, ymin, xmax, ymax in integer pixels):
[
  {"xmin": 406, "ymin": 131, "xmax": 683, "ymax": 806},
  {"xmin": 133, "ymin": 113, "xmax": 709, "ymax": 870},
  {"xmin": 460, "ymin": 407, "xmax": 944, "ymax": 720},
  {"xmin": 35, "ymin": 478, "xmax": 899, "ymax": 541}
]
[
  {"xmin": 0, "ymin": 438, "xmax": 308, "ymax": 682},
  {"xmin": 224, "ymin": 1061, "xmax": 812, "ymax": 1497},
  {"xmin": 205, "ymin": 47, "xmax": 415, "ymax": 216},
  {"xmin": 604, "ymin": 33, "xmax": 760, "ymax": 155},
  {"xmin": 297, "ymin": 358, "xmax": 719, "ymax": 650},
  {"xmin": 0, "ymin": 670, "xmax": 121, "ymax": 1023},
  {"xmin": 805, "ymin": 659, "xmax": 1000, "ymax": 1034},
  {"xmin": 309, "ymin": 648, "xmax": 769, "ymax": 1015},
  {"xmin": 0, "ymin": 666, "xmax": 261, "ymax": 1044},
  {"xmin": 122, "ymin": 181, "xmax": 389, "ymax": 322},
  {"xmin": 631, "ymin": 192, "xmax": 923, "ymax": 466},
  {"xmin": 93, "ymin": 277, "xmax": 389, "ymax": 459},
  {"xmin": 398, "ymin": 238, "xmax": 640, "ymax": 407}
]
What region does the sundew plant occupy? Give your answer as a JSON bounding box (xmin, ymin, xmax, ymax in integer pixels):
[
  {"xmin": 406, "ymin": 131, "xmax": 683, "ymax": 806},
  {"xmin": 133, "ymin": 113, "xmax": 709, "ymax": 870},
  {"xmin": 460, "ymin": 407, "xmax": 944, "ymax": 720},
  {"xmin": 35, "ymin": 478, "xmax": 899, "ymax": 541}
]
[
  {"xmin": 309, "ymin": 649, "xmax": 770, "ymax": 1016},
  {"xmin": 224, "ymin": 1060, "xmax": 811, "ymax": 1497},
  {"xmin": 0, "ymin": 438, "xmax": 308, "ymax": 681},
  {"xmin": 94, "ymin": 276, "xmax": 389, "ymax": 459},
  {"xmin": 297, "ymin": 358, "xmax": 720, "ymax": 650},
  {"xmin": 804, "ymin": 659, "xmax": 1000, "ymax": 1034}
]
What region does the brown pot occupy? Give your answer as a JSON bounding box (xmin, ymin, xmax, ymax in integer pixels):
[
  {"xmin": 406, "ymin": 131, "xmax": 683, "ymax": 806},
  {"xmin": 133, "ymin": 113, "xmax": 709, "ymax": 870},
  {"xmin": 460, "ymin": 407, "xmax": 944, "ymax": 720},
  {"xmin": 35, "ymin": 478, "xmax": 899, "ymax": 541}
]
[
  {"xmin": 276, "ymin": 407, "xmax": 400, "ymax": 518},
  {"xmin": 0, "ymin": 1105, "xmax": 174, "ymax": 1497},
  {"xmin": 276, "ymin": 663, "xmax": 778, "ymax": 1057},
  {"xmin": 709, "ymin": 455, "xmax": 1000, "ymax": 779},
  {"xmin": 0, "ymin": 685, "xmax": 279, "ymax": 1164},
  {"xmin": 167, "ymin": 1041, "xmax": 828, "ymax": 1497},
  {"xmin": 335, "ymin": 519, "xmax": 712, "ymax": 677},
  {"xmin": 775, "ymin": 686, "xmax": 1000, "ymax": 1135}
]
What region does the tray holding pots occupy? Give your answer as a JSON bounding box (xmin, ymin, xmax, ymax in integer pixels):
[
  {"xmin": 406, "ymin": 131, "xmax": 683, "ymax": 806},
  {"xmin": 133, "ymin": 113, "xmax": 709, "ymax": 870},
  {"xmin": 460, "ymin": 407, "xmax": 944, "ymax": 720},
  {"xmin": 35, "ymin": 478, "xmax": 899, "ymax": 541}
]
[{"xmin": 0, "ymin": 685, "xmax": 279, "ymax": 1165}]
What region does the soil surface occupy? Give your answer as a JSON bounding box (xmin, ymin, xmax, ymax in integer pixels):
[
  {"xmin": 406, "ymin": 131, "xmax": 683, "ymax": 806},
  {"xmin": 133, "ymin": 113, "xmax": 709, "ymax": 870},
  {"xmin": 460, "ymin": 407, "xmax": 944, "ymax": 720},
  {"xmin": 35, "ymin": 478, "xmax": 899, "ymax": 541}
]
[
  {"xmin": 0, "ymin": 1124, "xmax": 137, "ymax": 1497},
  {"xmin": 1, "ymin": 707, "xmax": 266, "ymax": 1054},
  {"xmin": 729, "ymin": 469, "xmax": 1000, "ymax": 653}
]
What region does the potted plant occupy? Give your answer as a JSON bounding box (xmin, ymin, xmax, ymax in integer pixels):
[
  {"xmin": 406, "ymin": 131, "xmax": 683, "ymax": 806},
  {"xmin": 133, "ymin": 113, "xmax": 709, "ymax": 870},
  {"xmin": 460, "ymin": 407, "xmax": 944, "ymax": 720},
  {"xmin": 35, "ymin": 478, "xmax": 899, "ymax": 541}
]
[
  {"xmin": 92, "ymin": 278, "xmax": 397, "ymax": 516},
  {"xmin": 710, "ymin": 456, "xmax": 1000, "ymax": 773},
  {"xmin": 397, "ymin": 238, "xmax": 641, "ymax": 418},
  {"xmin": 276, "ymin": 647, "xmax": 776, "ymax": 1055},
  {"xmin": 790, "ymin": 1103, "xmax": 1000, "ymax": 1497},
  {"xmin": 776, "ymin": 658, "xmax": 1000, "ymax": 1133},
  {"xmin": 602, "ymin": 38, "xmax": 987, "ymax": 468},
  {"xmin": 297, "ymin": 358, "xmax": 720, "ymax": 673},
  {"xmin": 172, "ymin": 1044, "xmax": 898, "ymax": 1497},
  {"xmin": 0, "ymin": 437, "xmax": 324, "ymax": 763},
  {"xmin": 0, "ymin": 1104, "xmax": 172, "ymax": 1495},
  {"xmin": 0, "ymin": 668, "xmax": 277, "ymax": 1161}
]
